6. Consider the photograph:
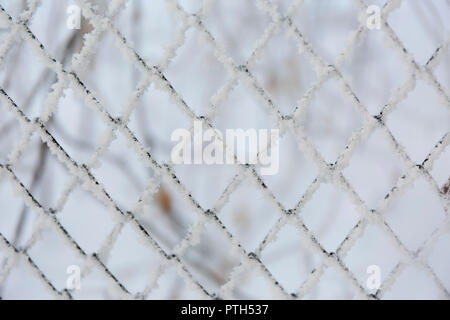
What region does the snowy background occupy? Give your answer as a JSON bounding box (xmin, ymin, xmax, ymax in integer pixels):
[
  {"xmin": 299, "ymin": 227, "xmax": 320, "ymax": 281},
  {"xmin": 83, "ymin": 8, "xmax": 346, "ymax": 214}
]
[{"xmin": 0, "ymin": 0, "xmax": 449, "ymax": 299}]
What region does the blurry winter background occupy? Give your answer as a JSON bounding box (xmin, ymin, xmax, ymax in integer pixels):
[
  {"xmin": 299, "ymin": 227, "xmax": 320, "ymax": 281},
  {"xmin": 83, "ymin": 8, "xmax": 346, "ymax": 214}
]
[{"xmin": 0, "ymin": 0, "xmax": 449, "ymax": 299}]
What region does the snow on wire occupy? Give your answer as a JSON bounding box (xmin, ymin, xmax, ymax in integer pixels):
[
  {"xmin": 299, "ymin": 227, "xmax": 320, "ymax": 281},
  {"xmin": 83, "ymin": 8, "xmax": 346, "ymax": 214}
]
[{"xmin": 0, "ymin": 0, "xmax": 448, "ymax": 299}]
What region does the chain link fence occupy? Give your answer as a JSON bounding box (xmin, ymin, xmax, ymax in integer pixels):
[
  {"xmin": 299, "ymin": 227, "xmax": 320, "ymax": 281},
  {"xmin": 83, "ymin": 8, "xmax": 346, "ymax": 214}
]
[{"xmin": 0, "ymin": 0, "xmax": 449, "ymax": 299}]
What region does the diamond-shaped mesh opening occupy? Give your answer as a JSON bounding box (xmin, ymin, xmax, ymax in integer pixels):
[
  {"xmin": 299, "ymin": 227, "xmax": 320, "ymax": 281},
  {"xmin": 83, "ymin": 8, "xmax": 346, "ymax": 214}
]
[
  {"xmin": 136, "ymin": 182, "xmax": 198, "ymax": 253},
  {"xmin": 387, "ymin": 0, "xmax": 449, "ymax": 65},
  {"xmin": 45, "ymin": 88, "xmax": 110, "ymax": 165},
  {"xmin": 299, "ymin": 79, "xmax": 363, "ymax": 163},
  {"xmin": 91, "ymin": 130, "xmax": 155, "ymax": 211},
  {"xmin": 217, "ymin": 179, "xmax": 279, "ymax": 253},
  {"xmin": 343, "ymin": 128, "xmax": 406, "ymax": 209},
  {"xmin": 250, "ymin": 27, "xmax": 317, "ymax": 115},
  {"xmin": 383, "ymin": 176, "xmax": 446, "ymax": 252},
  {"xmin": 386, "ymin": 80, "xmax": 450, "ymax": 164},
  {"xmin": 27, "ymin": 225, "xmax": 86, "ymax": 292},
  {"xmin": 75, "ymin": 31, "xmax": 141, "ymax": 118},
  {"xmin": 203, "ymin": 0, "xmax": 272, "ymax": 65},
  {"xmin": 58, "ymin": 184, "xmax": 116, "ymax": 254},
  {"xmin": 112, "ymin": 0, "xmax": 180, "ymax": 68},
  {"xmin": 261, "ymin": 132, "xmax": 318, "ymax": 209},
  {"xmin": 213, "ymin": 83, "xmax": 278, "ymax": 132},
  {"xmin": 127, "ymin": 84, "xmax": 192, "ymax": 164},
  {"xmin": 292, "ymin": 0, "xmax": 360, "ymax": 63},
  {"xmin": 104, "ymin": 223, "xmax": 161, "ymax": 295},
  {"xmin": 343, "ymin": 224, "xmax": 401, "ymax": 296},
  {"xmin": 301, "ymin": 183, "xmax": 360, "ymax": 253},
  {"xmin": 181, "ymin": 221, "xmax": 241, "ymax": 294},
  {"xmin": 164, "ymin": 28, "xmax": 228, "ymax": 116},
  {"xmin": 340, "ymin": 31, "xmax": 410, "ymax": 115},
  {"xmin": 173, "ymin": 163, "xmax": 237, "ymax": 210},
  {"xmin": 260, "ymin": 224, "xmax": 321, "ymax": 294}
]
